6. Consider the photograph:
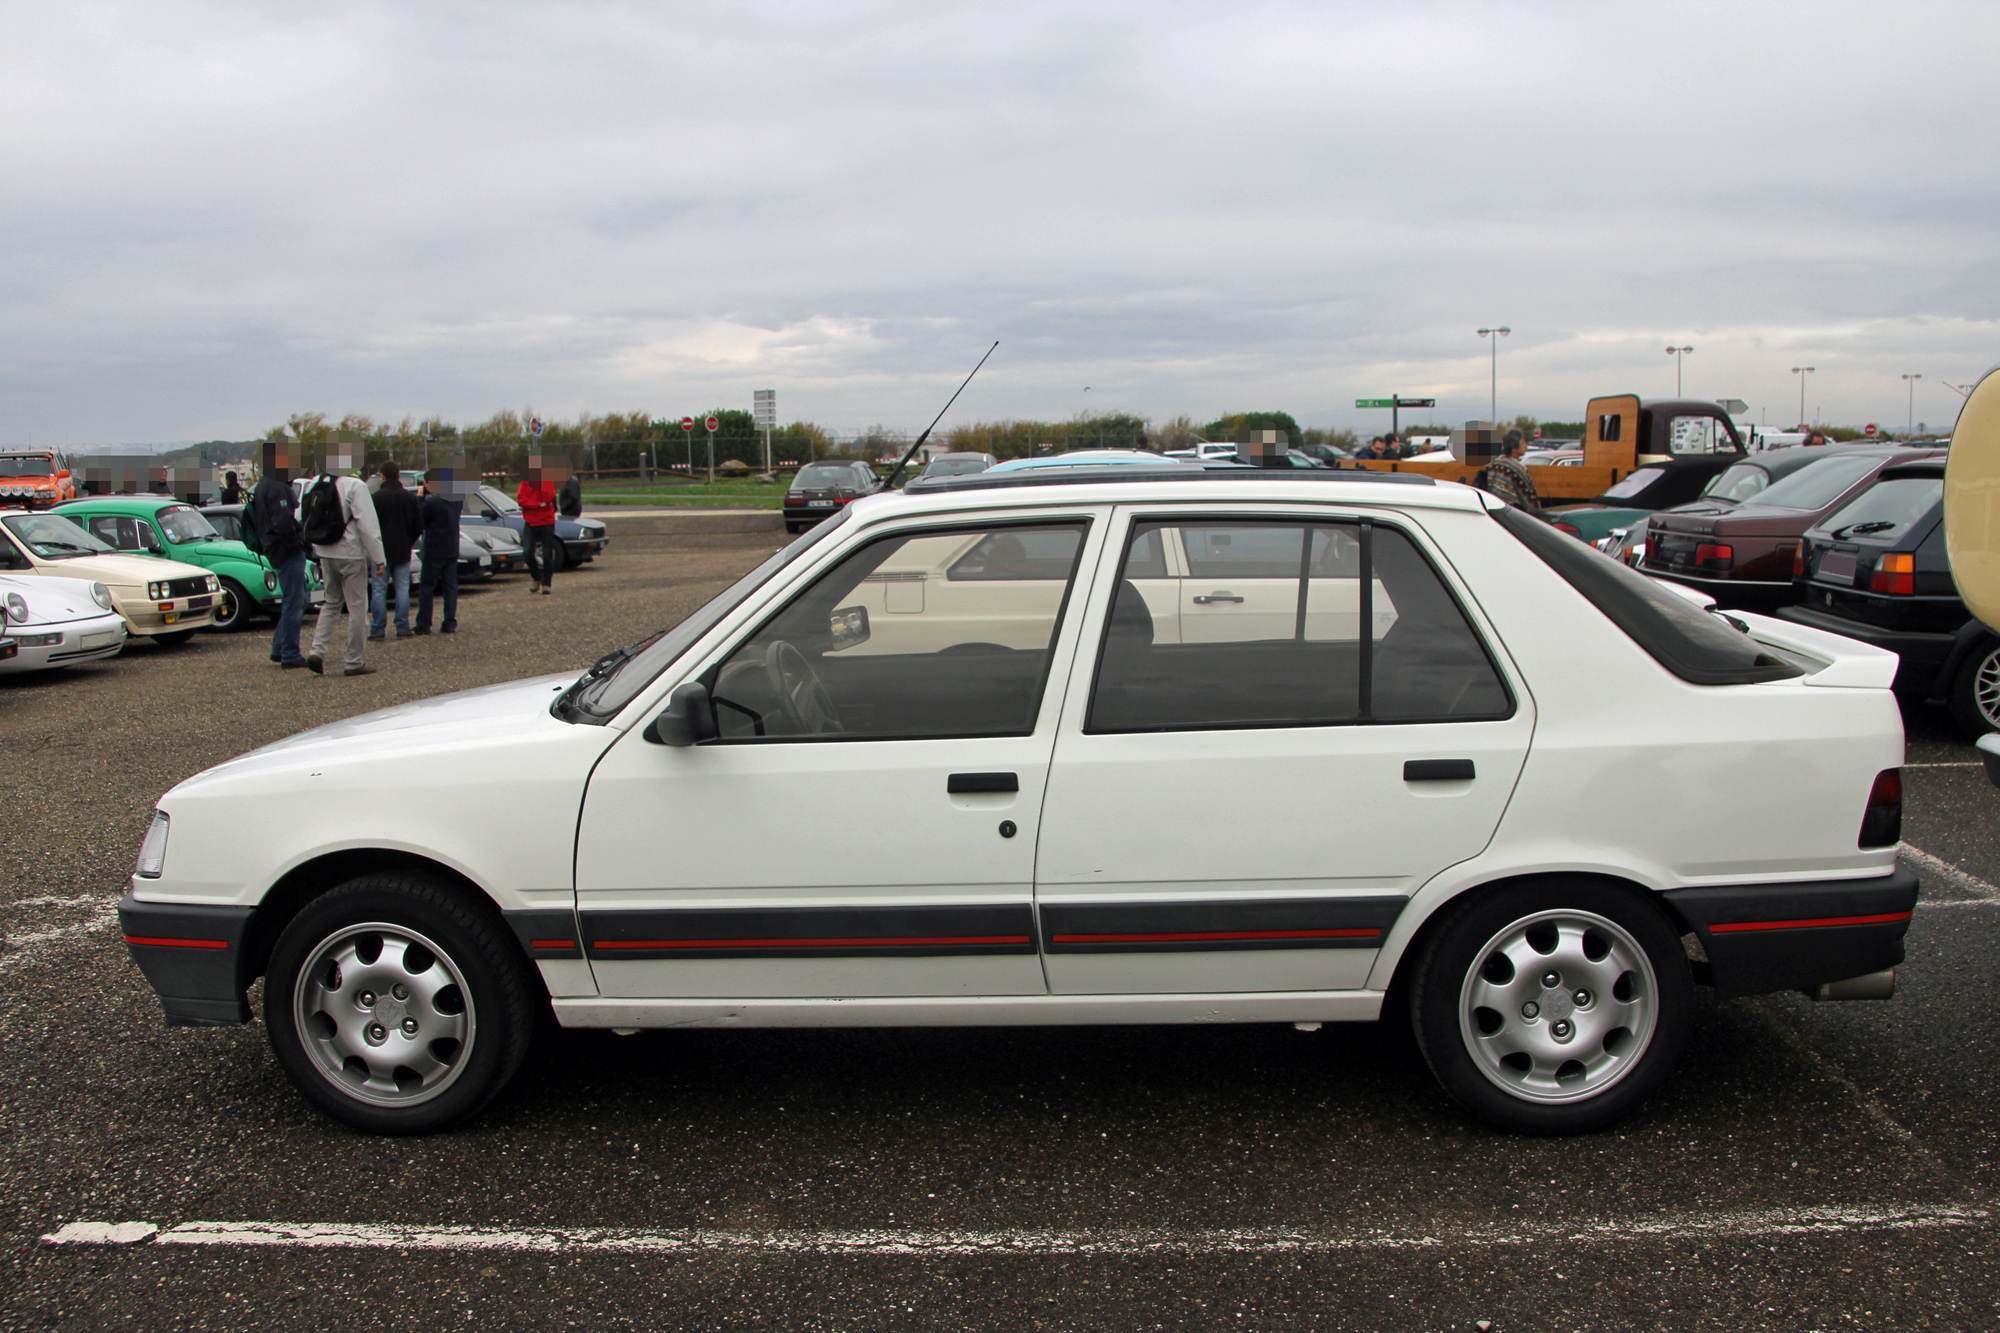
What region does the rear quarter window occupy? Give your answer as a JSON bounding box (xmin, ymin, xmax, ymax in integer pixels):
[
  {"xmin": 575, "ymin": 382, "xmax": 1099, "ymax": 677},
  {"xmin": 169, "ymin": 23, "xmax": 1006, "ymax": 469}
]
[{"xmin": 1493, "ymin": 507, "xmax": 1802, "ymax": 686}]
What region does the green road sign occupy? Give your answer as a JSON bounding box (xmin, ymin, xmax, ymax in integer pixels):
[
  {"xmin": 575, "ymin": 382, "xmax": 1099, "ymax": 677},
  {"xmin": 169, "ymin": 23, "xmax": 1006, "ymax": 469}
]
[{"xmin": 1356, "ymin": 398, "xmax": 1394, "ymax": 409}]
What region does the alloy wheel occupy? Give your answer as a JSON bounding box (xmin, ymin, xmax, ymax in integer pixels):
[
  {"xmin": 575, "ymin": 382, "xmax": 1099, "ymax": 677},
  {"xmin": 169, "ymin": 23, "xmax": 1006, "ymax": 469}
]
[{"xmin": 1973, "ymin": 646, "xmax": 2000, "ymax": 731}]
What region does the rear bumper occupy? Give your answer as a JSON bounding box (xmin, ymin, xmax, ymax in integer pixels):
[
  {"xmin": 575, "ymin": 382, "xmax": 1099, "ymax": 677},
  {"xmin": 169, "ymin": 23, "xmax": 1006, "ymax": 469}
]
[
  {"xmin": 119, "ymin": 893, "xmax": 256, "ymax": 1026},
  {"xmin": 1662, "ymin": 867, "xmax": 1918, "ymax": 999}
]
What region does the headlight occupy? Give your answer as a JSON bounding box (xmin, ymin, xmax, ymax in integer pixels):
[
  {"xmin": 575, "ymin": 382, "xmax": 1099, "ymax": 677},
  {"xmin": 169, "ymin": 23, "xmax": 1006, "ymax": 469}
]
[
  {"xmin": 91, "ymin": 582, "xmax": 113, "ymax": 610},
  {"xmin": 206, "ymin": 575, "xmax": 218, "ymax": 593},
  {"xmin": 136, "ymin": 811, "xmax": 170, "ymax": 878},
  {"xmin": 147, "ymin": 580, "xmax": 168, "ymax": 600},
  {"xmin": 4, "ymin": 592, "xmax": 24, "ymax": 623},
  {"xmin": 264, "ymin": 570, "xmax": 278, "ymax": 591}
]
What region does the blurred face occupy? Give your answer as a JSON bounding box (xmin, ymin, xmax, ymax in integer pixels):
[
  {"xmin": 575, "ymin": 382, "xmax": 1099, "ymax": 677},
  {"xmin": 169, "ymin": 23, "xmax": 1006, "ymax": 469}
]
[{"xmin": 327, "ymin": 448, "xmax": 356, "ymax": 474}]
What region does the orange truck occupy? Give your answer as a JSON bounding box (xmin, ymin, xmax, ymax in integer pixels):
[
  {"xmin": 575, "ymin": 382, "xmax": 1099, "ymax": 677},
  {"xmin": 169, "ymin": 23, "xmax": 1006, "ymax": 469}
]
[{"xmin": 0, "ymin": 449, "xmax": 76, "ymax": 510}]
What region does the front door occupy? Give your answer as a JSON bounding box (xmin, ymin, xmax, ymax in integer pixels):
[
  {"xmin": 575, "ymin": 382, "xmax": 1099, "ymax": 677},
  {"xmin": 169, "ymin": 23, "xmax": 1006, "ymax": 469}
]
[
  {"xmin": 574, "ymin": 511, "xmax": 1104, "ymax": 999},
  {"xmin": 1035, "ymin": 507, "xmax": 1534, "ymax": 995}
]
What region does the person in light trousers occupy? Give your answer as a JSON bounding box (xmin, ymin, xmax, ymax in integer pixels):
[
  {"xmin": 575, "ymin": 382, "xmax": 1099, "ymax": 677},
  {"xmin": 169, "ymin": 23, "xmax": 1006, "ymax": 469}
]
[{"xmin": 299, "ymin": 447, "xmax": 386, "ymax": 677}]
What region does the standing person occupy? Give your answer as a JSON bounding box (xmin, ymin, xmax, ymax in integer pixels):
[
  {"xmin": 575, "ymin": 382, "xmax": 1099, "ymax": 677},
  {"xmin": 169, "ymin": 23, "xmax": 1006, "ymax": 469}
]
[
  {"xmin": 1381, "ymin": 431, "xmax": 1407, "ymax": 459},
  {"xmin": 368, "ymin": 462, "xmax": 423, "ymax": 640},
  {"xmin": 298, "ymin": 446, "xmax": 386, "ymax": 677},
  {"xmin": 414, "ymin": 467, "xmax": 462, "ymax": 635},
  {"xmin": 516, "ymin": 454, "xmax": 564, "ymax": 596},
  {"xmin": 251, "ymin": 439, "xmax": 309, "ymax": 670},
  {"xmin": 1479, "ymin": 429, "xmax": 1541, "ymax": 510},
  {"xmin": 558, "ymin": 470, "xmax": 583, "ymax": 519},
  {"xmin": 219, "ymin": 470, "xmax": 246, "ymax": 504}
]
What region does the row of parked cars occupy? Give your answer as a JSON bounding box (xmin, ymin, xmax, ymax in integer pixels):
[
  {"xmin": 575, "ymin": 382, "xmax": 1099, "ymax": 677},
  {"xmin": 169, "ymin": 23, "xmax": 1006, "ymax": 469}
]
[{"xmin": 0, "ymin": 482, "xmax": 611, "ymax": 674}]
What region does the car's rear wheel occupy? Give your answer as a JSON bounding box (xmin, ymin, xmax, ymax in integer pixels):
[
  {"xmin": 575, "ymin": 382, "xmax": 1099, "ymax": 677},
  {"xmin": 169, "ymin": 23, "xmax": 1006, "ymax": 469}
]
[
  {"xmin": 1948, "ymin": 637, "xmax": 2000, "ymax": 738},
  {"xmin": 264, "ymin": 873, "xmax": 537, "ymax": 1134},
  {"xmin": 208, "ymin": 579, "xmax": 252, "ymax": 631},
  {"xmin": 785, "ymin": 521, "xmax": 802, "ymax": 534},
  {"xmin": 1410, "ymin": 878, "xmax": 1691, "ymax": 1134}
]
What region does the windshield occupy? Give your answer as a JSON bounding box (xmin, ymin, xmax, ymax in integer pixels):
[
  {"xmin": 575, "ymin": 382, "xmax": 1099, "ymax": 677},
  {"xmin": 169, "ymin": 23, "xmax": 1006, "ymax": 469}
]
[
  {"xmin": 561, "ymin": 509, "xmax": 854, "ymax": 721},
  {"xmin": 2, "ymin": 512, "xmax": 113, "ymax": 559},
  {"xmin": 0, "ymin": 456, "xmax": 55, "ymax": 478},
  {"xmin": 1820, "ymin": 475, "xmax": 1942, "ymax": 543},
  {"xmin": 1747, "ymin": 452, "xmax": 1885, "ymax": 512},
  {"xmin": 1601, "ymin": 467, "xmax": 1665, "ymax": 501},
  {"xmin": 1702, "ymin": 463, "xmax": 1771, "ymax": 503},
  {"xmin": 792, "ymin": 464, "xmax": 857, "ymax": 490},
  {"xmin": 921, "ymin": 457, "xmax": 991, "ymax": 478},
  {"xmin": 478, "ymin": 486, "xmax": 521, "ymax": 515},
  {"xmin": 158, "ymin": 505, "xmax": 220, "ymax": 544}
]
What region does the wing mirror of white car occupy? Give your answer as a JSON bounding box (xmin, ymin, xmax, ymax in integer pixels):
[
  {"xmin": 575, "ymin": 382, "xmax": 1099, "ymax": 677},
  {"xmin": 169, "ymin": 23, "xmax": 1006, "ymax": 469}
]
[
  {"xmin": 830, "ymin": 604, "xmax": 870, "ymax": 651},
  {"xmin": 644, "ymin": 681, "xmax": 719, "ymax": 747}
]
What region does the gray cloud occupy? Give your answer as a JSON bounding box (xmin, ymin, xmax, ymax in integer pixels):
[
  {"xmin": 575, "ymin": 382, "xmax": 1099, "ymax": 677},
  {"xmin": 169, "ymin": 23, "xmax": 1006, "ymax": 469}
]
[{"xmin": 3, "ymin": 0, "xmax": 1995, "ymax": 443}]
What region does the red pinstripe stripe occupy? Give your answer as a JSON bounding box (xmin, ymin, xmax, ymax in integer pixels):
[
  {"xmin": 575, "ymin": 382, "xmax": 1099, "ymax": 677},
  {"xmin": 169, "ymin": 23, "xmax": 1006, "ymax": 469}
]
[
  {"xmin": 529, "ymin": 939, "xmax": 577, "ymax": 950},
  {"xmin": 1710, "ymin": 911, "xmax": 1912, "ymax": 934},
  {"xmin": 1051, "ymin": 928, "xmax": 1381, "ymax": 944},
  {"xmin": 124, "ymin": 935, "xmax": 228, "ymax": 950},
  {"xmin": 594, "ymin": 935, "xmax": 1031, "ymax": 951}
]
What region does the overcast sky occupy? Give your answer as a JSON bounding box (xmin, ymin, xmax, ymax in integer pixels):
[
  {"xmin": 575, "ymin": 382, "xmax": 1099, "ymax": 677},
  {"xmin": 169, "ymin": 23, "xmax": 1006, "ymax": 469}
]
[{"xmin": 4, "ymin": 0, "xmax": 1996, "ymax": 445}]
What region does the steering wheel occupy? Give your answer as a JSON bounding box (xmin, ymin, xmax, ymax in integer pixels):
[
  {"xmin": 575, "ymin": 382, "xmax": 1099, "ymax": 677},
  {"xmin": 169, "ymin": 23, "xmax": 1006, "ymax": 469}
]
[{"xmin": 762, "ymin": 640, "xmax": 843, "ymax": 735}]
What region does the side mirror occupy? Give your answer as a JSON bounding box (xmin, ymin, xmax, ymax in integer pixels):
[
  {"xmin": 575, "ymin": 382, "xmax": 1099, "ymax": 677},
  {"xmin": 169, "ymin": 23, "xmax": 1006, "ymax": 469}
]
[
  {"xmin": 57, "ymin": 469, "xmax": 70, "ymax": 481},
  {"xmin": 643, "ymin": 681, "xmax": 719, "ymax": 746},
  {"xmin": 830, "ymin": 605, "xmax": 870, "ymax": 651}
]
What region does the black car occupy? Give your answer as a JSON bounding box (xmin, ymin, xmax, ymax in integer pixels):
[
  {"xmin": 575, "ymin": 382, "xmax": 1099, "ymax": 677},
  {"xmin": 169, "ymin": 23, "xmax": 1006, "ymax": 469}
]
[
  {"xmin": 1778, "ymin": 458, "xmax": 2000, "ymax": 735},
  {"xmin": 785, "ymin": 461, "xmax": 883, "ymax": 533}
]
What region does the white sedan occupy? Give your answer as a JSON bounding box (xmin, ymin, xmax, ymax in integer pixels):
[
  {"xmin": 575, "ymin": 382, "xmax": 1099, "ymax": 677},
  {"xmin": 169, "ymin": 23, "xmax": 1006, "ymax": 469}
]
[
  {"xmin": 121, "ymin": 467, "xmax": 1914, "ymax": 1136},
  {"xmin": 0, "ymin": 574, "xmax": 126, "ymax": 672}
]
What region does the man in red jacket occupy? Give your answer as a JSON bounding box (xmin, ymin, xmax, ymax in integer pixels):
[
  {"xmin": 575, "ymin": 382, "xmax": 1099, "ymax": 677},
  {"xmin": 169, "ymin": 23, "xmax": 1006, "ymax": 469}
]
[{"xmin": 516, "ymin": 455, "xmax": 565, "ymax": 595}]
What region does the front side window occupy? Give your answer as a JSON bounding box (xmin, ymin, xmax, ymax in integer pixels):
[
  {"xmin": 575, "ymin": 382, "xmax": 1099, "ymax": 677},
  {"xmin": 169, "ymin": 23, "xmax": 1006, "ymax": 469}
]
[
  {"xmin": 1667, "ymin": 416, "xmax": 1738, "ymax": 455},
  {"xmin": 1, "ymin": 513, "xmax": 112, "ymax": 560},
  {"xmin": 707, "ymin": 521, "xmax": 1088, "ymax": 740},
  {"xmin": 158, "ymin": 505, "xmax": 218, "ymax": 544},
  {"xmin": 1088, "ymin": 518, "xmax": 1511, "ymax": 733}
]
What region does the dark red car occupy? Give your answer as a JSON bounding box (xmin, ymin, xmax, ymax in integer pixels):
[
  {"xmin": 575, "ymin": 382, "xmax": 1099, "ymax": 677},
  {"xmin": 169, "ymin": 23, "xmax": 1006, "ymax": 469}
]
[{"xmin": 1640, "ymin": 445, "xmax": 1946, "ymax": 608}]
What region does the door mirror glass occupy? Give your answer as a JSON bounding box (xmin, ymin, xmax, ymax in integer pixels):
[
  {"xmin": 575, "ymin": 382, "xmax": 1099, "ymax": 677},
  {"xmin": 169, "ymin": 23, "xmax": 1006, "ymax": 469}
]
[
  {"xmin": 830, "ymin": 605, "xmax": 870, "ymax": 650},
  {"xmin": 643, "ymin": 681, "xmax": 719, "ymax": 746}
]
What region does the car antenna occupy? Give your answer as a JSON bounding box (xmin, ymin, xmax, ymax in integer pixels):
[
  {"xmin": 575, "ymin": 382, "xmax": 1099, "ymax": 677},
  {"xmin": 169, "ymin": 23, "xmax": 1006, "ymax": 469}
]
[{"xmin": 884, "ymin": 341, "xmax": 999, "ymax": 490}]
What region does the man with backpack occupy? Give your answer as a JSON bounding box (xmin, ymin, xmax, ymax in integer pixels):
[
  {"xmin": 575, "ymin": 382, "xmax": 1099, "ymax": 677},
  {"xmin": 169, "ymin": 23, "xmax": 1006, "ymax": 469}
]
[
  {"xmin": 250, "ymin": 438, "xmax": 310, "ymax": 669},
  {"xmin": 296, "ymin": 446, "xmax": 386, "ymax": 677}
]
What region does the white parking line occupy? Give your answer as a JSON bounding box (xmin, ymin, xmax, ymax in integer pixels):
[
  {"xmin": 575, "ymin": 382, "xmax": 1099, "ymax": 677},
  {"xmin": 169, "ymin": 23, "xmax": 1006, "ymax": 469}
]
[
  {"xmin": 1900, "ymin": 843, "xmax": 2000, "ymax": 900},
  {"xmin": 40, "ymin": 1202, "xmax": 1990, "ymax": 1257},
  {"xmin": 0, "ymin": 896, "xmax": 118, "ymax": 973},
  {"xmin": 1901, "ymin": 762, "xmax": 1982, "ymax": 768}
]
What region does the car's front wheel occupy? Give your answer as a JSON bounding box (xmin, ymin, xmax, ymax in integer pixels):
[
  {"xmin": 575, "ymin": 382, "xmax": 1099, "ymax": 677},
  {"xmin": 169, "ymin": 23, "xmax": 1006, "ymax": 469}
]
[
  {"xmin": 208, "ymin": 579, "xmax": 252, "ymax": 631},
  {"xmin": 1410, "ymin": 878, "xmax": 1691, "ymax": 1135},
  {"xmin": 264, "ymin": 873, "xmax": 537, "ymax": 1134}
]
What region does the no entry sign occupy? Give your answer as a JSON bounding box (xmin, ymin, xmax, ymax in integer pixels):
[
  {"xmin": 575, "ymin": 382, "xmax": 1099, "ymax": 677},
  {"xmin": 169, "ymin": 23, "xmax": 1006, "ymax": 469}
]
[
  {"xmin": 705, "ymin": 415, "xmax": 719, "ymax": 432},
  {"xmin": 681, "ymin": 416, "xmax": 694, "ymax": 432}
]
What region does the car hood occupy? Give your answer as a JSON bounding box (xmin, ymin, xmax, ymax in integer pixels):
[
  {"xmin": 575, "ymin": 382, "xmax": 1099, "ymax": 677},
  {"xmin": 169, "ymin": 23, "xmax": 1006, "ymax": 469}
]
[
  {"xmin": 30, "ymin": 552, "xmax": 210, "ymax": 587},
  {"xmin": 0, "ymin": 573, "xmax": 108, "ymax": 625},
  {"xmin": 165, "ymin": 537, "xmax": 258, "ymax": 565}
]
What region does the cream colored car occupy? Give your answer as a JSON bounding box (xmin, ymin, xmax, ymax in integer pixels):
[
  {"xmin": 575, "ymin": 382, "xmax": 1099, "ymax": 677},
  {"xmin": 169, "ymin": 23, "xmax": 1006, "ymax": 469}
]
[{"xmin": 0, "ymin": 509, "xmax": 218, "ymax": 643}]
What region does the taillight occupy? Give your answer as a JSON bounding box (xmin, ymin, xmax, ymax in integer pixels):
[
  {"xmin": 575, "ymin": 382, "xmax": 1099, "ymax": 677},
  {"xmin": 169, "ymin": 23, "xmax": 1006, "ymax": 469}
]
[
  {"xmin": 1554, "ymin": 522, "xmax": 1582, "ymax": 538},
  {"xmin": 1793, "ymin": 544, "xmax": 1806, "ymax": 579},
  {"xmin": 1695, "ymin": 542, "xmax": 1734, "ymax": 570},
  {"xmin": 1860, "ymin": 768, "xmax": 1902, "ymax": 848},
  {"xmin": 1870, "ymin": 553, "xmax": 1915, "ymax": 595}
]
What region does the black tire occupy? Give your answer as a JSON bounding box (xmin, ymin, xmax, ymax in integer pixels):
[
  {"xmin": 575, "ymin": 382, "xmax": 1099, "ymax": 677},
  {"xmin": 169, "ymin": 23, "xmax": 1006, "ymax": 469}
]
[
  {"xmin": 1948, "ymin": 637, "xmax": 2000, "ymax": 738},
  {"xmin": 785, "ymin": 521, "xmax": 802, "ymax": 534},
  {"xmin": 264, "ymin": 873, "xmax": 538, "ymax": 1134},
  {"xmin": 1408, "ymin": 877, "xmax": 1691, "ymax": 1135},
  {"xmin": 208, "ymin": 579, "xmax": 252, "ymax": 632},
  {"xmin": 153, "ymin": 629, "xmax": 196, "ymax": 647}
]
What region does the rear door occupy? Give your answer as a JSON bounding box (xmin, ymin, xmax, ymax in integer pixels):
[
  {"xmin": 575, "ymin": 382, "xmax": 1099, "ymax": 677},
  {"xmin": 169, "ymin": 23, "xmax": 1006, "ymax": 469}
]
[{"xmin": 1034, "ymin": 505, "xmax": 1534, "ymax": 996}]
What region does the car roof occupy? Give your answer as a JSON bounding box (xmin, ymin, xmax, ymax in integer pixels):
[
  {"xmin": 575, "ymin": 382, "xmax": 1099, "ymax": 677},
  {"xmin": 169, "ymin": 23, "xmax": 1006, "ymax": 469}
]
[
  {"xmin": 891, "ymin": 464, "xmax": 1485, "ymax": 516},
  {"xmin": 987, "ymin": 450, "xmax": 1191, "ymax": 474},
  {"xmin": 54, "ymin": 495, "xmax": 186, "ymax": 513}
]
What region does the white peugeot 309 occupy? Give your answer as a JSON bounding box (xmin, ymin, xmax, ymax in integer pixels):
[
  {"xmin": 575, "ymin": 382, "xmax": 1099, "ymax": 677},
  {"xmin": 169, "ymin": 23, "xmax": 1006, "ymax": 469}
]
[{"xmin": 122, "ymin": 466, "xmax": 1914, "ymax": 1135}]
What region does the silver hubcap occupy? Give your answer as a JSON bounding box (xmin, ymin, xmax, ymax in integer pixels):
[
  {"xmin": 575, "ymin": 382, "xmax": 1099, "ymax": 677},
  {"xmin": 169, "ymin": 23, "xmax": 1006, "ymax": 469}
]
[
  {"xmin": 1974, "ymin": 648, "xmax": 2000, "ymax": 730},
  {"xmin": 1457, "ymin": 909, "xmax": 1657, "ymax": 1105},
  {"xmin": 293, "ymin": 922, "xmax": 475, "ymax": 1108}
]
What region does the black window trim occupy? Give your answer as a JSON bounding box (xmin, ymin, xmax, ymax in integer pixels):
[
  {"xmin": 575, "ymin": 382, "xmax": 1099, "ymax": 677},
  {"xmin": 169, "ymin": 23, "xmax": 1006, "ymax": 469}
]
[
  {"xmin": 1082, "ymin": 511, "xmax": 1517, "ymax": 736},
  {"xmin": 699, "ymin": 514, "xmax": 1097, "ymax": 746}
]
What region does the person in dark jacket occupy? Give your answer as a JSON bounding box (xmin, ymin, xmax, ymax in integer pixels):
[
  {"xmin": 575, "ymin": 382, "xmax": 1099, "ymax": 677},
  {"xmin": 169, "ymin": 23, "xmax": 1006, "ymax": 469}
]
[
  {"xmin": 558, "ymin": 472, "xmax": 582, "ymax": 519},
  {"xmin": 251, "ymin": 440, "xmax": 310, "ymax": 668},
  {"xmin": 369, "ymin": 462, "xmax": 424, "ymax": 639},
  {"xmin": 414, "ymin": 468, "xmax": 463, "ymax": 634},
  {"xmin": 219, "ymin": 470, "xmax": 246, "ymax": 504}
]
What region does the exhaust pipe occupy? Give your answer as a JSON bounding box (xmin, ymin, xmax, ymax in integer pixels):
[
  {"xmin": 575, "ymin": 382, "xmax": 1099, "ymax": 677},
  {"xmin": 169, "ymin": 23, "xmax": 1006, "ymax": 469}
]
[{"xmin": 1807, "ymin": 969, "xmax": 1895, "ymax": 1002}]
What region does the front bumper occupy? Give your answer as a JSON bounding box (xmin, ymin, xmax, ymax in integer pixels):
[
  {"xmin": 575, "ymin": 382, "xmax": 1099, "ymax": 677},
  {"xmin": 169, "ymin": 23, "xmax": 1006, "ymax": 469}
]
[
  {"xmin": 118, "ymin": 596, "xmax": 220, "ymax": 636},
  {"xmin": 1662, "ymin": 867, "xmax": 1918, "ymax": 999},
  {"xmin": 119, "ymin": 892, "xmax": 257, "ymax": 1026}
]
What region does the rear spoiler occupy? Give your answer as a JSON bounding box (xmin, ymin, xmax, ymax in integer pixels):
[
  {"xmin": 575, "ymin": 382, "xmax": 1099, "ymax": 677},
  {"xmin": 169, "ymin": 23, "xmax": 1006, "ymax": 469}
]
[{"xmin": 1649, "ymin": 578, "xmax": 1897, "ymax": 688}]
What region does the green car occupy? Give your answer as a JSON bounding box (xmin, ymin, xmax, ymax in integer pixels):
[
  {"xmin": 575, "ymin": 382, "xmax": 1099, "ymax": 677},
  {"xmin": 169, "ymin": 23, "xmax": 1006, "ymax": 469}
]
[{"xmin": 54, "ymin": 496, "xmax": 291, "ymax": 631}]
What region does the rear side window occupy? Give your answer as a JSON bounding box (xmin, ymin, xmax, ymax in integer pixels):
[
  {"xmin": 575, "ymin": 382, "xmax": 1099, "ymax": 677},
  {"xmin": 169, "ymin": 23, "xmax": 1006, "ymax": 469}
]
[
  {"xmin": 1087, "ymin": 518, "xmax": 1511, "ymax": 733},
  {"xmin": 1494, "ymin": 507, "xmax": 1801, "ymax": 685},
  {"xmin": 1818, "ymin": 474, "xmax": 1942, "ymax": 543}
]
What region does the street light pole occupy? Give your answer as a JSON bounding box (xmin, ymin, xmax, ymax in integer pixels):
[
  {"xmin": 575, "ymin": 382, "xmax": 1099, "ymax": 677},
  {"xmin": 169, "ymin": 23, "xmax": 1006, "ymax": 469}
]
[
  {"xmin": 1476, "ymin": 327, "xmax": 1511, "ymax": 423},
  {"xmin": 1901, "ymin": 374, "xmax": 1922, "ymax": 436},
  {"xmin": 1790, "ymin": 366, "xmax": 1816, "ymax": 427},
  {"xmin": 1666, "ymin": 345, "xmax": 1693, "ymax": 395}
]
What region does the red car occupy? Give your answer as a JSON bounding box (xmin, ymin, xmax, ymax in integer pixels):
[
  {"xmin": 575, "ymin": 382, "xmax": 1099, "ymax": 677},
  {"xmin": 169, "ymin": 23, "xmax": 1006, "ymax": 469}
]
[{"xmin": 1640, "ymin": 445, "xmax": 1946, "ymax": 608}]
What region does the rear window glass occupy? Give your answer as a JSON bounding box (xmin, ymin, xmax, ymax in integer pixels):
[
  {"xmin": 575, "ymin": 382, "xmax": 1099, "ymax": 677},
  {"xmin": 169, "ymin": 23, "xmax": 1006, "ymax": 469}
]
[
  {"xmin": 1493, "ymin": 507, "xmax": 1802, "ymax": 686},
  {"xmin": 1750, "ymin": 453, "xmax": 1884, "ymax": 512},
  {"xmin": 1601, "ymin": 467, "xmax": 1665, "ymax": 500},
  {"xmin": 1818, "ymin": 474, "xmax": 1942, "ymax": 543},
  {"xmin": 794, "ymin": 464, "xmax": 860, "ymax": 488},
  {"xmin": 1703, "ymin": 463, "xmax": 1771, "ymax": 502}
]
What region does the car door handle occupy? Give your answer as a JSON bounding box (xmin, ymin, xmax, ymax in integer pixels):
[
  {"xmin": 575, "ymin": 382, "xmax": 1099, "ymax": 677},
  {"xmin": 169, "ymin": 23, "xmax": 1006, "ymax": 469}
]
[
  {"xmin": 1404, "ymin": 759, "xmax": 1475, "ymax": 782},
  {"xmin": 948, "ymin": 772, "xmax": 1019, "ymax": 794},
  {"xmin": 1192, "ymin": 593, "xmax": 1245, "ymax": 604}
]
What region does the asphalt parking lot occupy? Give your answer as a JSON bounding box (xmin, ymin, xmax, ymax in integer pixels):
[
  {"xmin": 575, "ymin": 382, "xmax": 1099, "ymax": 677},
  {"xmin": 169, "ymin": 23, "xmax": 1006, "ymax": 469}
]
[{"xmin": 6, "ymin": 535, "xmax": 2000, "ymax": 1331}]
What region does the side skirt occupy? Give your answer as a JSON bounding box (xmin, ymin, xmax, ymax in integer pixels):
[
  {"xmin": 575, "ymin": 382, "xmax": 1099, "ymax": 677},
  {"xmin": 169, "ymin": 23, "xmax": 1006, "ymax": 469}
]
[{"xmin": 552, "ymin": 990, "xmax": 1385, "ymax": 1029}]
